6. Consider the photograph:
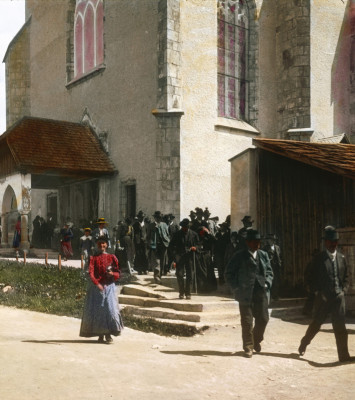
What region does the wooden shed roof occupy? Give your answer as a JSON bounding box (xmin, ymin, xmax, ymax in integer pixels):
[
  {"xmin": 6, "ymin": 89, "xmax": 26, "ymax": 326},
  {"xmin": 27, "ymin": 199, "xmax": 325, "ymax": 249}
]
[
  {"xmin": 0, "ymin": 116, "xmax": 116, "ymax": 179},
  {"xmin": 253, "ymin": 138, "xmax": 355, "ymax": 180}
]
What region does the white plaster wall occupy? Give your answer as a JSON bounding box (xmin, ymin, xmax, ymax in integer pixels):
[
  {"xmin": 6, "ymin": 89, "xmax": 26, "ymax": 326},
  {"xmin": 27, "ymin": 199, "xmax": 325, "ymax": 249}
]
[
  {"xmin": 179, "ymin": 0, "xmax": 255, "ymax": 222},
  {"xmin": 30, "ymin": 188, "xmax": 57, "ymax": 230},
  {"xmin": 310, "ymin": 0, "xmax": 347, "ymax": 139},
  {"xmin": 25, "ymin": 0, "xmax": 159, "ymax": 223},
  {"xmin": 0, "ymin": 173, "xmax": 31, "ymax": 213}
]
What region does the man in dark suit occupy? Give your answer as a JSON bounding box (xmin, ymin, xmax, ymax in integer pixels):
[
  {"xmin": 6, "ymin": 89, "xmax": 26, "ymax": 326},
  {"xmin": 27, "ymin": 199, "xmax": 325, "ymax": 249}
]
[
  {"xmin": 262, "ymin": 233, "xmax": 282, "ymax": 300},
  {"xmin": 225, "ymin": 229, "xmax": 273, "ymax": 358},
  {"xmin": 132, "ymin": 211, "xmax": 149, "ymax": 275},
  {"xmin": 147, "ymin": 211, "xmax": 170, "ymax": 283},
  {"xmin": 169, "ymin": 218, "xmax": 199, "ymax": 299},
  {"xmin": 298, "ymin": 226, "xmax": 351, "ymax": 362}
]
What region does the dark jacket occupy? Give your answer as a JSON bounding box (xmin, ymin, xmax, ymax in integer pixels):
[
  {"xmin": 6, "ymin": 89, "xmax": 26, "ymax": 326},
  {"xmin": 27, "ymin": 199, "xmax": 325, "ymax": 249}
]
[
  {"xmin": 308, "ymin": 250, "xmax": 350, "ymax": 298},
  {"xmin": 169, "ymin": 229, "xmax": 199, "ymax": 257},
  {"xmin": 132, "ymin": 220, "xmax": 147, "ymax": 245},
  {"xmin": 225, "ymin": 249, "xmax": 274, "ymax": 304}
]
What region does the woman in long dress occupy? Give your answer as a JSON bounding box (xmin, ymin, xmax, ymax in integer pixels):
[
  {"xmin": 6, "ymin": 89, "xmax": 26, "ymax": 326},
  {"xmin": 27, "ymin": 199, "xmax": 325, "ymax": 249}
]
[{"xmin": 80, "ymin": 236, "xmax": 124, "ymax": 343}]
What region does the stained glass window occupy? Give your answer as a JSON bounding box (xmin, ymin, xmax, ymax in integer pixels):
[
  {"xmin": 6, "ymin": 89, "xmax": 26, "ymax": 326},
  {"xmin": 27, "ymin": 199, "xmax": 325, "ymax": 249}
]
[
  {"xmin": 74, "ymin": 0, "xmax": 104, "ymax": 79},
  {"xmin": 217, "ymin": 0, "xmax": 249, "ymax": 120}
]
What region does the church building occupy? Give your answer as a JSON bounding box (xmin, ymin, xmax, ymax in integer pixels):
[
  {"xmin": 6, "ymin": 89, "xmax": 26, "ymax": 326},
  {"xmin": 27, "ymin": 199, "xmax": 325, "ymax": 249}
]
[{"xmin": 1, "ymin": 0, "xmax": 353, "ymax": 261}]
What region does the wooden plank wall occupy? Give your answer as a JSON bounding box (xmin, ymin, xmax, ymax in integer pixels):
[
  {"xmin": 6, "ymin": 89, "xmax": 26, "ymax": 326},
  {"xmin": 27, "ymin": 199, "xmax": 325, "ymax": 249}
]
[{"xmin": 257, "ymin": 149, "xmax": 355, "ymax": 294}]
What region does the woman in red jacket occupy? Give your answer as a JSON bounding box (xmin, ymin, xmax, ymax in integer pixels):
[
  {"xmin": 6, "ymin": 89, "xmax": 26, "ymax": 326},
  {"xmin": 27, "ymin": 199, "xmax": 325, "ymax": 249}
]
[{"xmin": 80, "ymin": 236, "xmax": 124, "ymax": 343}]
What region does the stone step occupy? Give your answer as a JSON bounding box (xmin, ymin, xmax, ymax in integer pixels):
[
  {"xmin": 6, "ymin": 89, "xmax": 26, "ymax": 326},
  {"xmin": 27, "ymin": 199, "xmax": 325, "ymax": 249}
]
[
  {"xmin": 122, "ymin": 305, "xmax": 202, "ymax": 322},
  {"xmin": 121, "ymin": 284, "xmax": 167, "ymax": 299},
  {"xmin": 121, "ymin": 304, "xmax": 240, "ymax": 325},
  {"xmin": 119, "ymin": 294, "xmax": 203, "ymax": 312}
]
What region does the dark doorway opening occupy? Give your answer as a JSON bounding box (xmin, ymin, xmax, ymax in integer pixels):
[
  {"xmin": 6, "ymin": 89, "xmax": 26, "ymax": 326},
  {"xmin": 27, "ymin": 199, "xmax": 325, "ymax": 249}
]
[{"xmin": 126, "ymin": 185, "xmax": 136, "ymax": 219}]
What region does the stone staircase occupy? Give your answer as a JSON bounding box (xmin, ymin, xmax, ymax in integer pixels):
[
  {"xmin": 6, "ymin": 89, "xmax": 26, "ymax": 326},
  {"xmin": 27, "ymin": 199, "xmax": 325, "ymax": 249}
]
[{"xmin": 119, "ymin": 274, "xmax": 240, "ymax": 334}]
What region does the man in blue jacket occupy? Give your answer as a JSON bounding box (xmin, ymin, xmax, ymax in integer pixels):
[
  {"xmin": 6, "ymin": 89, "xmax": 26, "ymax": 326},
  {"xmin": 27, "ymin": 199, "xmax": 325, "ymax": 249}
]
[{"xmin": 225, "ymin": 229, "xmax": 273, "ymax": 358}]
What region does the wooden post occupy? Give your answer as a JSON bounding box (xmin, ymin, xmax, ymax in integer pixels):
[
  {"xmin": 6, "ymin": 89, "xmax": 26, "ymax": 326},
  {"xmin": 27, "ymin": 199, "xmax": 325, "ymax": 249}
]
[
  {"xmin": 45, "ymin": 252, "xmax": 48, "ymax": 266},
  {"xmin": 81, "ymin": 254, "xmax": 84, "ymax": 269},
  {"xmin": 23, "ymin": 252, "xmax": 26, "ymax": 265},
  {"xmin": 58, "ymin": 254, "xmax": 61, "ymax": 271}
]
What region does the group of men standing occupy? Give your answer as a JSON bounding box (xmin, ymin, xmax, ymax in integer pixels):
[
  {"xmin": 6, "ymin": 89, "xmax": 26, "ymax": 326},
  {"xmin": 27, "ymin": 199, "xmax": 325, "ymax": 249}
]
[{"xmin": 225, "ymin": 224, "xmax": 352, "ymax": 362}]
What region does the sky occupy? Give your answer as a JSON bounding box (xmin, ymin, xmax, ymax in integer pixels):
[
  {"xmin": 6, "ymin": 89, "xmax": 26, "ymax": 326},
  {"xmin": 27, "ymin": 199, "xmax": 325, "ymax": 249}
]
[{"xmin": 0, "ymin": 0, "xmax": 25, "ymax": 134}]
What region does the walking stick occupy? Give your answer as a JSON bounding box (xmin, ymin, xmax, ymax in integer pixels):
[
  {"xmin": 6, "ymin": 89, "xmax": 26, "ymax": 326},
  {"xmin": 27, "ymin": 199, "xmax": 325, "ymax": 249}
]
[{"xmin": 193, "ymin": 250, "xmax": 198, "ymax": 295}]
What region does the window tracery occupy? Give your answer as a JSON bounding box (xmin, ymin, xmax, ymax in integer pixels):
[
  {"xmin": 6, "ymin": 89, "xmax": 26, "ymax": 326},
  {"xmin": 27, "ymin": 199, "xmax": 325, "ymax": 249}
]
[
  {"xmin": 217, "ymin": 0, "xmax": 249, "ymax": 120},
  {"xmin": 74, "ymin": 0, "xmax": 104, "ymax": 79}
]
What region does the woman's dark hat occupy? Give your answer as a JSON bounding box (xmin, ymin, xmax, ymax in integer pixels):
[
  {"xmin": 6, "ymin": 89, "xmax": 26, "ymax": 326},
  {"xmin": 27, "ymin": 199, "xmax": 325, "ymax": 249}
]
[{"xmin": 96, "ymin": 235, "xmax": 108, "ymax": 244}]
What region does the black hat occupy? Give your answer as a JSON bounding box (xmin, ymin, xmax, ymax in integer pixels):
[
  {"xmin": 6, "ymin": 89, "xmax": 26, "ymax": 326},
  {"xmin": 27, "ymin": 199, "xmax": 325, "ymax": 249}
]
[
  {"xmin": 242, "ymin": 216, "xmax": 254, "ymax": 223},
  {"xmin": 179, "ymin": 218, "xmax": 190, "ymax": 227},
  {"xmin": 137, "ymin": 210, "xmax": 145, "ymax": 218},
  {"xmin": 96, "ymin": 235, "xmax": 108, "ymax": 244},
  {"xmin": 153, "ymin": 211, "xmax": 162, "ymax": 218},
  {"xmin": 246, "ymin": 229, "xmax": 261, "ymax": 241},
  {"xmin": 323, "ymin": 226, "xmax": 339, "ymax": 241}
]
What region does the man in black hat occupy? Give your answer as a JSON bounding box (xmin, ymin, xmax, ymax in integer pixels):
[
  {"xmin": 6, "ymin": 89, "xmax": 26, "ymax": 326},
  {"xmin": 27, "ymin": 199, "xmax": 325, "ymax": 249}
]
[
  {"xmin": 147, "ymin": 211, "xmax": 170, "ymax": 283},
  {"xmin": 237, "ymin": 216, "xmax": 254, "ymax": 250},
  {"xmin": 298, "ymin": 226, "xmax": 351, "ymax": 362},
  {"xmin": 132, "ymin": 211, "xmax": 149, "ymax": 274},
  {"xmin": 225, "ymin": 229, "xmax": 273, "ymax": 358},
  {"xmin": 169, "ymin": 218, "xmax": 199, "ymax": 299},
  {"xmin": 262, "ymin": 233, "xmax": 282, "ymax": 300}
]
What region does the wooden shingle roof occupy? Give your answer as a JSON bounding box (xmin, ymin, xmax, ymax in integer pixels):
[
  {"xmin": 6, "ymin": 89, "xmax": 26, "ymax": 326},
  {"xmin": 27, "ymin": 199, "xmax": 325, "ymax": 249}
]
[
  {"xmin": 253, "ymin": 138, "xmax": 355, "ymax": 180},
  {"xmin": 0, "ymin": 116, "xmax": 116, "ymax": 177}
]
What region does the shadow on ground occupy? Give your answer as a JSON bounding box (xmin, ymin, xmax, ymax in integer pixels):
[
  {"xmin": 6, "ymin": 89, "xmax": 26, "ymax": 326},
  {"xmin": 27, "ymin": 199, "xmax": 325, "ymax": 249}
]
[{"xmin": 161, "ymin": 349, "xmax": 355, "ymax": 367}]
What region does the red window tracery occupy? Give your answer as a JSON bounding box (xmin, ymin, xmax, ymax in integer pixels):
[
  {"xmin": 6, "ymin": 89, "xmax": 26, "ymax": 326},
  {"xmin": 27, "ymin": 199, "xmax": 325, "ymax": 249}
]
[
  {"xmin": 217, "ymin": 0, "xmax": 249, "ymax": 120},
  {"xmin": 74, "ymin": 0, "xmax": 104, "ymax": 79}
]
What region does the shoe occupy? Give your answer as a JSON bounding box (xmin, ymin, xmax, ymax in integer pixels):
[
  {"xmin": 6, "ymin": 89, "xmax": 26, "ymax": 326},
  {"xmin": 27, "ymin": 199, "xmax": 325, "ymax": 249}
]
[
  {"xmin": 179, "ymin": 294, "xmax": 184, "ymax": 299},
  {"xmin": 105, "ymin": 334, "xmax": 113, "ymax": 343},
  {"xmin": 98, "ymin": 335, "xmax": 105, "ymax": 343},
  {"xmin": 254, "ymin": 343, "xmax": 261, "ymax": 353},
  {"xmin": 244, "ymin": 349, "xmax": 253, "ymax": 358},
  {"xmin": 186, "ymin": 295, "xmax": 191, "ymax": 300},
  {"xmin": 298, "ymin": 342, "xmax": 307, "ymax": 356}
]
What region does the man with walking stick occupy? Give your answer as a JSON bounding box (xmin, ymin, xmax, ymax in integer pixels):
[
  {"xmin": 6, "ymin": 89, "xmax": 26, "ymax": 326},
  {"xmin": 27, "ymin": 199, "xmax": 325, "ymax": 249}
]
[{"xmin": 169, "ymin": 218, "xmax": 199, "ymax": 299}]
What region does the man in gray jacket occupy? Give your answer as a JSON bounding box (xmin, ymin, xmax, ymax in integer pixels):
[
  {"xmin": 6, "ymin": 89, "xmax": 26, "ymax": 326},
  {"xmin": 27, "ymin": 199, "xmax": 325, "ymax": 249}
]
[{"xmin": 225, "ymin": 229, "xmax": 273, "ymax": 358}]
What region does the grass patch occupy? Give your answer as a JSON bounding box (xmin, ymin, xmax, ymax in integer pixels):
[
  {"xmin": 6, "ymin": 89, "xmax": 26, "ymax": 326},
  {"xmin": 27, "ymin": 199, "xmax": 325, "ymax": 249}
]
[
  {"xmin": 0, "ymin": 260, "xmax": 134, "ymax": 319},
  {"xmin": 0, "ymin": 260, "xmax": 204, "ymax": 337}
]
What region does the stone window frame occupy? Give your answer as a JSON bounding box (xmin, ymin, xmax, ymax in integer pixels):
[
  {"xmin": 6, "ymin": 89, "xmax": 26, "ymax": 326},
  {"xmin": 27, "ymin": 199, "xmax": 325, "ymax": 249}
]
[
  {"xmin": 66, "ymin": 0, "xmax": 105, "ymax": 88},
  {"xmin": 216, "ymin": 0, "xmax": 258, "ymax": 130}
]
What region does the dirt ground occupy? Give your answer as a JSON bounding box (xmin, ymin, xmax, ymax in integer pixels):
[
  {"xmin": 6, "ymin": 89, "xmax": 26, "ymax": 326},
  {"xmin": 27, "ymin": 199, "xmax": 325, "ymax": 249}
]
[{"xmin": 0, "ymin": 305, "xmax": 354, "ymax": 400}]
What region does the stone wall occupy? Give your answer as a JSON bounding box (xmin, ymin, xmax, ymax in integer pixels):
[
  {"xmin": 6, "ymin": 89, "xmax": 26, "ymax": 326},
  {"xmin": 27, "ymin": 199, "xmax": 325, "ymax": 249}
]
[
  {"xmin": 275, "ymin": 0, "xmax": 311, "ymax": 138},
  {"xmin": 5, "ymin": 22, "xmax": 31, "ymax": 129}
]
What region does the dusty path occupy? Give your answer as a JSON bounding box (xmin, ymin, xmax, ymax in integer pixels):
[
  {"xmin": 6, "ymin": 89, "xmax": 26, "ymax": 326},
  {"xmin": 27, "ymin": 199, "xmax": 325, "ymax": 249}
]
[{"xmin": 0, "ymin": 306, "xmax": 354, "ymax": 400}]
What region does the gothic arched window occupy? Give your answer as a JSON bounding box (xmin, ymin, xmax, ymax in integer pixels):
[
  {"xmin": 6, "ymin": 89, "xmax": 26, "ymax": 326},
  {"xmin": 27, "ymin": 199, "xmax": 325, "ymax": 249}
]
[
  {"xmin": 218, "ymin": 0, "xmax": 249, "ymax": 120},
  {"xmin": 74, "ymin": 0, "xmax": 104, "ymax": 79}
]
